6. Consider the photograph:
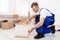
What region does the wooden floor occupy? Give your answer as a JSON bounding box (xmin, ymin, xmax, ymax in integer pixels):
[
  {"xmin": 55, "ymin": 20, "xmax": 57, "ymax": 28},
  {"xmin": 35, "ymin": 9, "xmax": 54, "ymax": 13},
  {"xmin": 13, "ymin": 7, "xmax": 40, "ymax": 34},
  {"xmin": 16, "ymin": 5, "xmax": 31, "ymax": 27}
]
[{"xmin": 0, "ymin": 23, "xmax": 60, "ymax": 40}]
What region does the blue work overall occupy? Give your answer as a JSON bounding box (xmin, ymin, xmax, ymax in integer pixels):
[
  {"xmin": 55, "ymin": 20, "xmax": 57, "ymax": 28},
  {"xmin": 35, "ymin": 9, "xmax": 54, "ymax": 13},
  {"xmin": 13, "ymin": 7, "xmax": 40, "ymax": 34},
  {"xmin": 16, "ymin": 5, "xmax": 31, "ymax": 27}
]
[{"xmin": 35, "ymin": 8, "xmax": 55, "ymax": 34}]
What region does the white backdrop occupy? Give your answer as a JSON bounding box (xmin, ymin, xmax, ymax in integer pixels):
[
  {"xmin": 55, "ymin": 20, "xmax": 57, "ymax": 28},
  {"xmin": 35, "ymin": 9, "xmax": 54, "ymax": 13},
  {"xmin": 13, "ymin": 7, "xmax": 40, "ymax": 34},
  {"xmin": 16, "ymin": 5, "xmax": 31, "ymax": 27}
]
[{"xmin": 0, "ymin": 0, "xmax": 60, "ymax": 26}]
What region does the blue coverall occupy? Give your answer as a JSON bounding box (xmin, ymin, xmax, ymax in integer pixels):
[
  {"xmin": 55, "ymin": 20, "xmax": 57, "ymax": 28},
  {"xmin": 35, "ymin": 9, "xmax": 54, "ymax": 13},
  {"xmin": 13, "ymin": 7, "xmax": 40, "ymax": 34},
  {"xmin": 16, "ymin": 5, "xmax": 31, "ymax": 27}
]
[{"xmin": 35, "ymin": 8, "xmax": 55, "ymax": 34}]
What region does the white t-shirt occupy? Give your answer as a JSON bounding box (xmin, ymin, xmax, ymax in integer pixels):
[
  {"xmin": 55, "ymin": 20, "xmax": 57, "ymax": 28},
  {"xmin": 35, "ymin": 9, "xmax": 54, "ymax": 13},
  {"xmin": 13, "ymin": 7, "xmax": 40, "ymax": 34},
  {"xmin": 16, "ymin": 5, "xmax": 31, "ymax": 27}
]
[{"xmin": 36, "ymin": 9, "xmax": 52, "ymax": 18}]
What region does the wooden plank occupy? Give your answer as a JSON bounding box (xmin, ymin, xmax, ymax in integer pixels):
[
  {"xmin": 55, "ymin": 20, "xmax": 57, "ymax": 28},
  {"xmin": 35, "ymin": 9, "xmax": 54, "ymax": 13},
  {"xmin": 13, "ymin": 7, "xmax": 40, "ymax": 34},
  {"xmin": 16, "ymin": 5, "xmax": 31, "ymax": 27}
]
[{"xmin": 15, "ymin": 33, "xmax": 30, "ymax": 38}]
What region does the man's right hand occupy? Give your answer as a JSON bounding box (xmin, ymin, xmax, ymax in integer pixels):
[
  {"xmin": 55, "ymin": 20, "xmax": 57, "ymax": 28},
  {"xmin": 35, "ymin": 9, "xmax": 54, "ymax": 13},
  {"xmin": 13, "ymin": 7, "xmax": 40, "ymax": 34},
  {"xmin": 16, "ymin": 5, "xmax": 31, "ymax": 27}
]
[{"xmin": 26, "ymin": 19, "xmax": 30, "ymax": 24}]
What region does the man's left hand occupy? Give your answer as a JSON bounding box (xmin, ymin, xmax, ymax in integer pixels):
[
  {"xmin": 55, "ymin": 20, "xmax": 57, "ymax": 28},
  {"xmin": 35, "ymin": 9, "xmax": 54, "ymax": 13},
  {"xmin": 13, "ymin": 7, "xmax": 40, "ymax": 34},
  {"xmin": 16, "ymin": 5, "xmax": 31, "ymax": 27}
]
[{"xmin": 28, "ymin": 28, "xmax": 34, "ymax": 33}]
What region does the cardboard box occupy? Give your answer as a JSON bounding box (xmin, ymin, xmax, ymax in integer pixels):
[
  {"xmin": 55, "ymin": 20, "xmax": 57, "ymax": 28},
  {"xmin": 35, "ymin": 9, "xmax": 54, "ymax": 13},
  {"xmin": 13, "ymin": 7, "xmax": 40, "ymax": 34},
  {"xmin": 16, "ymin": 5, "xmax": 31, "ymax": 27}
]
[
  {"xmin": 13, "ymin": 14, "xmax": 19, "ymax": 19},
  {"xmin": 20, "ymin": 16, "xmax": 27, "ymax": 23},
  {"xmin": 1, "ymin": 20, "xmax": 14, "ymax": 29}
]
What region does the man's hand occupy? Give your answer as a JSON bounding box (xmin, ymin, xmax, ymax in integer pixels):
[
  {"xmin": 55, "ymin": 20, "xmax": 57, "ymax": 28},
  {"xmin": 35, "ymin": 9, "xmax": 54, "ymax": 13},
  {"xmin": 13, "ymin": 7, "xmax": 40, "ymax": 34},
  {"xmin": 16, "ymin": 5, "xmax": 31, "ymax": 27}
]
[
  {"xmin": 28, "ymin": 29, "xmax": 33, "ymax": 33},
  {"xmin": 28, "ymin": 28, "xmax": 34, "ymax": 33},
  {"xmin": 26, "ymin": 19, "xmax": 30, "ymax": 24}
]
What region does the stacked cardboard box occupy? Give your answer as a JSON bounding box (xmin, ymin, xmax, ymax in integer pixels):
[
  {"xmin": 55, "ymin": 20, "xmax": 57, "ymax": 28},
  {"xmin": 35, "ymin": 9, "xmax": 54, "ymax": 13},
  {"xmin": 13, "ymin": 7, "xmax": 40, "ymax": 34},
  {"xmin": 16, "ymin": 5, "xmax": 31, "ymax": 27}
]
[
  {"xmin": 0, "ymin": 14, "xmax": 19, "ymax": 29},
  {"xmin": 17, "ymin": 16, "xmax": 29, "ymax": 25},
  {"xmin": 13, "ymin": 14, "xmax": 19, "ymax": 19}
]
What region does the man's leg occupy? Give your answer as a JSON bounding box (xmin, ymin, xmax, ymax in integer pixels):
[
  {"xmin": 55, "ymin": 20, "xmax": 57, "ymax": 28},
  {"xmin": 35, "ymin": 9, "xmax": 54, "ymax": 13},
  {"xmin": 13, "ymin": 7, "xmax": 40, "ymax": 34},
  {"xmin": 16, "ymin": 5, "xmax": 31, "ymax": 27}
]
[
  {"xmin": 34, "ymin": 25, "xmax": 55, "ymax": 39},
  {"xmin": 43, "ymin": 25, "xmax": 55, "ymax": 34},
  {"xmin": 34, "ymin": 25, "xmax": 45, "ymax": 39},
  {"xmin": 34, "ymin": 17, "xmax": 55, "ymax": 39},
  {"xmin": 43, "ymin": 17, "xmax": 55, "ymax": 34},
  {"xmin": 50, "ymin": 25, "xmax": 55, "ymax": 34}
]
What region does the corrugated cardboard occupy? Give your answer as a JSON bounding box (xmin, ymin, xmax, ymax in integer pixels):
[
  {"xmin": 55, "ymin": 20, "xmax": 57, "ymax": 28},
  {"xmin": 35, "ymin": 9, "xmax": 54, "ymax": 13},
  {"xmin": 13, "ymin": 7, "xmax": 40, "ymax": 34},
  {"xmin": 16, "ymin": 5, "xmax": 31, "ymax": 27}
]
[
  {"xmin": 1, "ymin": 20, "xmax": 14, "ymax": 29},
  {"xmin": 13, "ymin": 14, "xmax": 19, "ymax": 19}
]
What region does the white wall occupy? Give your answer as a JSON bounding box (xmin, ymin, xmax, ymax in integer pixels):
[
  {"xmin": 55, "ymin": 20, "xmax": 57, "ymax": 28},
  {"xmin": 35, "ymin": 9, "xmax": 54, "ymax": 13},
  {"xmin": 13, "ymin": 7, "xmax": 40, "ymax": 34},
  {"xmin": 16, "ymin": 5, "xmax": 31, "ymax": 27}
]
[
  {"xmin": 9, "ymin": 0, "xmax": 16, "ymax": 14},
  {"xmin": 16, "ymin": 0, "xmax": 28, "ymax": 16},
  {"xmin": 0, "ymin": 0, "xmax": 9, "ymax": 15},
  {"xmin": 0, "ymin": 0, "xmax": 17, "ymax": 15},
  {"xmin": 0, "ymin": 0, "xmax": 60, "ymax": 26},
  {"xmin": 0, "ymin": 0, "xmax": 9, "ymax": 12}
]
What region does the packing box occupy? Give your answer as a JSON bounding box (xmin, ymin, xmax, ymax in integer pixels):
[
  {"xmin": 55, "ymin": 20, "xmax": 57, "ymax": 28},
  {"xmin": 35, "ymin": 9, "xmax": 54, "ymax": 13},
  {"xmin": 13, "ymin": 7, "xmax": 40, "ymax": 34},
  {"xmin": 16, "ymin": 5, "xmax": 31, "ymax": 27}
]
[{"xmin": 1, "ymin": 20, "xmax": 14, "ymax": 29}]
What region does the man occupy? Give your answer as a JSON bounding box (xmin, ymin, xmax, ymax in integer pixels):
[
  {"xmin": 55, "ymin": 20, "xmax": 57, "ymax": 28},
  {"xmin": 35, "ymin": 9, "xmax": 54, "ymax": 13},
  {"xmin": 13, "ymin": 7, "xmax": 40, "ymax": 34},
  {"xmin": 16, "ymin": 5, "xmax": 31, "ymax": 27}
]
[{"xmin": 26, "ymin": 2, "xmax": 55, "ymax": 39}]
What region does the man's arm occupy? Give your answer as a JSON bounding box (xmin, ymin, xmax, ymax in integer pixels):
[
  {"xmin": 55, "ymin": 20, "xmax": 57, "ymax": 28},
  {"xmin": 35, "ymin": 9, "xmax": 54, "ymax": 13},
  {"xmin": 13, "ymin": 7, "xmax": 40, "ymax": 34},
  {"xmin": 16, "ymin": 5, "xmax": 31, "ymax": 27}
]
[
  {"xmin": 32, "ymin": 18, "xmax": 45, "ymax": 29},
  {"xmin": 28, "ymin": 18, "xmax": 45, "ymax": 33},
  {"xmin": 27, "ymin": 14, "xmax": 36, "ymax": 21}
]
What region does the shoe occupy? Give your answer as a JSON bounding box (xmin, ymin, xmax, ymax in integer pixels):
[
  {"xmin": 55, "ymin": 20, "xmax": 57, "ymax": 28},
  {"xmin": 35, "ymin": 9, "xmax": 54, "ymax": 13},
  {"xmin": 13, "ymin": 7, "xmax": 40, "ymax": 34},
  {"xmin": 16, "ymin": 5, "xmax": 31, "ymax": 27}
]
[
  {"xmin": 34, "ymin": 32, "xmax": 44, "ymax": 39},
  {"xmin": 57, "ymin": 29, "xmax": 60, "ymax": 31},
  {"xmin": 51, "ymin": 25, "xmax": 55, "ymax": 34}
]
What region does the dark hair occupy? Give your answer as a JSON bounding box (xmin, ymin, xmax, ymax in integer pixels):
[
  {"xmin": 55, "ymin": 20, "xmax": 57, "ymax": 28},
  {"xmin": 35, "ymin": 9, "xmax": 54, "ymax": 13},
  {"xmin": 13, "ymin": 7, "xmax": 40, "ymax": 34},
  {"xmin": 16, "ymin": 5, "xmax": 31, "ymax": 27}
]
[{"xmin": 31, "ymin": 2, "xmax": 38, "ymax": 8}]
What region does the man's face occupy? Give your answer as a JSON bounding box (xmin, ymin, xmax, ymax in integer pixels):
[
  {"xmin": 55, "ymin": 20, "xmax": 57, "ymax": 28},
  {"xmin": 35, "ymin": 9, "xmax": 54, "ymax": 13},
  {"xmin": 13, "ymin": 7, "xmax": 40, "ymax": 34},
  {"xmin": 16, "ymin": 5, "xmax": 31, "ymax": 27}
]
[{"xmin": 32, "ymin": 6, "xmax": 39, "ymax": 13}]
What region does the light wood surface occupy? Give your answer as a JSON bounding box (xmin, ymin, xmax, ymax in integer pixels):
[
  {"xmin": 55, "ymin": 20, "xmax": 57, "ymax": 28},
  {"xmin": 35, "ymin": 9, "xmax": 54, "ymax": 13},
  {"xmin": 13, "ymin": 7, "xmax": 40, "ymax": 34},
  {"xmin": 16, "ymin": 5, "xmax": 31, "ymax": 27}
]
[{"xmin": 15, "ymin": 33, "xmax": 30, "ymax": 38}]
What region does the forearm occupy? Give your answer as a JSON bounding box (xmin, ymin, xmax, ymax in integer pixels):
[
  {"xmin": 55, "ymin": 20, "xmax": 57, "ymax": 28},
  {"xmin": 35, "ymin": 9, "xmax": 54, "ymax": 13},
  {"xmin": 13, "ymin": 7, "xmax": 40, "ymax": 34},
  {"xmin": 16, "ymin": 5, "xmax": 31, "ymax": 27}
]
[
  {"xmin": 28, "ymin": 17, "xmax": 33, "ymax": 21},
  {"xmin": 33, "ymin": 22, "xmax": 43, "ymax": 29},
  {"xmin": 27, "ymin": 14, "xmax": 36, "ymax": 21},
  {"xmin": 32, "ymin": 18, "xmax": 44, "ymax": 29}
]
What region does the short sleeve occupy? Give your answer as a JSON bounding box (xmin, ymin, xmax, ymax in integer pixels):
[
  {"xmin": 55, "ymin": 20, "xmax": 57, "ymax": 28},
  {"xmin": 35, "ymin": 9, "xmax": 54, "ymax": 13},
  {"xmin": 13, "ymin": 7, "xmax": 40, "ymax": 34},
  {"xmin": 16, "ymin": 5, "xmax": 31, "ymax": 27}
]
[{"xmin": 40, "ymin": 9, "xmax": 47, "ymax": 18}]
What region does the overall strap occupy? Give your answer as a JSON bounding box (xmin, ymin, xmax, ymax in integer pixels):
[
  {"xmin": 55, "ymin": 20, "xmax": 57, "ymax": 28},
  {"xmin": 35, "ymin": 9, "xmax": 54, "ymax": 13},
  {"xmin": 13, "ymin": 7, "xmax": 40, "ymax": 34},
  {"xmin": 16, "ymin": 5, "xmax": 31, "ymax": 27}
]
[
  {"xmin": 42, "ymin": 8, "xmax": 55, "ymax": 17},
  {"xmin": 40, "ymin": 8, "xmax": 52, "ymax": 14},
  {"xmin": 40, "ymin": 8, "xmax": 55, "ymax": 19}
]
